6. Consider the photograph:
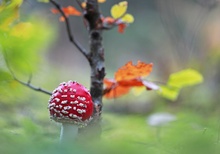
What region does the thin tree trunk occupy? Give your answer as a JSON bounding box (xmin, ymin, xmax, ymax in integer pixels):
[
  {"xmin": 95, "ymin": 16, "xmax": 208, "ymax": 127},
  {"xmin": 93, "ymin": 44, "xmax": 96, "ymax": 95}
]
[{"xmin": 79, "ymin": 0, "xmax": 105, "ymax": 138}]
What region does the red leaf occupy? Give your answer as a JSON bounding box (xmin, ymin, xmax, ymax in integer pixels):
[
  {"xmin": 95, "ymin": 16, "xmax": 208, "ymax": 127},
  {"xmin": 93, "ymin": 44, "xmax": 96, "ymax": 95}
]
[{"xmin": 118, "ymin": 23, "xmax": 127, "ymax": 33}]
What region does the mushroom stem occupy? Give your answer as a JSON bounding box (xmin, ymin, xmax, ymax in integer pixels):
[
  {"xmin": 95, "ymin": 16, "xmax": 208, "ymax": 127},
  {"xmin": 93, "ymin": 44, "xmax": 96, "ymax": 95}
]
[{"xmin": 60, "ymin": 123, "xmax": 78, "ymax": 142}]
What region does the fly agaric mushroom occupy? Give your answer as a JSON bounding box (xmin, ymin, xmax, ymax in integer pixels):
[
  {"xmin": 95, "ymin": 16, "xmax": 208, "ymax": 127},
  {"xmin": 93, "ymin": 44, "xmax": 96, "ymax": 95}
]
[{"xmin": 48, "ymin": 81, "xmax": 93, "ymax": 142}]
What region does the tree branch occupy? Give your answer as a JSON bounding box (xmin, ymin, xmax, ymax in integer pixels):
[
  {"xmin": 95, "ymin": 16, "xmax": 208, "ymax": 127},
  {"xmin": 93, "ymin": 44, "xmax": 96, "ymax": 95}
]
[
  {"xmin": 13, "ymin": 77, "xmax": 52, "ymax": 95},
  {"xmin": 49, "ymin": 0, "xmax": 89, "ymax": 59}
]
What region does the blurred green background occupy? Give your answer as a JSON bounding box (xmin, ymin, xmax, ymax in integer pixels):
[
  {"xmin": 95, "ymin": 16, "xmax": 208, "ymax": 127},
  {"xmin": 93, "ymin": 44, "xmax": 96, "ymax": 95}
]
[{"xmin": 1, "ymin": 0, "xmax": 220, "ymax": 153}]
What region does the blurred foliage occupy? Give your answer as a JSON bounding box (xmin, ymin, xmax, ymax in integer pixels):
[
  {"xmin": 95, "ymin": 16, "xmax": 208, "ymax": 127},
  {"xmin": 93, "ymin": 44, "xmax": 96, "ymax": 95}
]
[
  {"xmin": 0, "ymin": 0, "xmax": 54, "ymax": 103},
  {"xmin": 0, "ymin": 113, "xmax": 220, "ymax": 154}
]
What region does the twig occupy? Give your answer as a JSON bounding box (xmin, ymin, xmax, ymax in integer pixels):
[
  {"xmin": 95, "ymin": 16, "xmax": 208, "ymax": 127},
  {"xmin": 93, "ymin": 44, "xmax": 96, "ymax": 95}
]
[
  {"xmin": 49, "ymin": 0, "xmax": 89, "ymax": 59},
  {"xmin": 3, "ymin": 51, "xmax": 52, "ymax": 96},
  {"xmin": 14, "ymin": 77, "xmax": 52, "ymax": 95},
  {"xmin": 75, "ymin": 0, "xmax": 84, "ymax": 10}
]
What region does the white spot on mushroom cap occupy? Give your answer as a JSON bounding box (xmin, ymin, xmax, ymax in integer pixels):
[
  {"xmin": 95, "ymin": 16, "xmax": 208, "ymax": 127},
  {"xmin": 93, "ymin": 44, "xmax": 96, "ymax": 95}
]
[
  {"xmin": 54, "ymin": 98, "xmax": 60, "ymax": 102},
  {"xmin": 61, "ymin": 100, "xmax": 68, "ymax": 104},
  {"xmin": 70, "ymin": 95, "xmax": 75, "ymax": 98},
  {"xmin": 53, "ymin": 109, "xmax": 60, "ymax": 113},
  {"xmin": 61, "ymin": 95, "xmax": 67, "ymax": 98},
  {"xmin": 49, "ymin": 103, "xmax": 56, "ymax": 107},
  {"xmin": 61, "ymin": 110, "xmax": 69, "ymax": 114},
  {"xmin": 70, "ymin": 100, "xmax": 78, "ymax": 104},
  {"xmin": 69, "ymin": 114, "xmax": 78, "ymax": 118},
  {"xmin": 77, "ymin": 96, "xmax": 86, "ymax": 101},
  {"xmin": 50, "ymin": 114, "xmax": 93, "ymax": 127},
  {"xmin": 63, "ymin": 106, "xmax": 72, "ymax": 110},
  {"xmin": 77, "ymin": 109, "xmax": 86, "ymax": 114},
  {"xmin": 77, "ymin": 103, "xmax": 87, "ymax": 108}
]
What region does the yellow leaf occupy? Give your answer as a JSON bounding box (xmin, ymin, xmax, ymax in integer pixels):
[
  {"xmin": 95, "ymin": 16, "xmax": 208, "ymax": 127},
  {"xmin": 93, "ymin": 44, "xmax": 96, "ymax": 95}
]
[
  {"xmin": 10, "ymin": 22, "xmax": 33, "ymax": 39},
  {"xmin": 0, "ymin": 0, "xmax": 23, "ymax": 10},
  {"xmin": 81, "ymin": 2, "xmax": 86, "ymax": 8},
  {"xmin": 121, "ymin": 13, "xmax": 134, "ymax": 23},
  {"xmin": 81, "ymin": 0, "xmax": 106, "ymax": 8},
  {"xmin": 0, "ymin": 0, "xmax": 23, "ymax": 30},
  {"xmin": 0, "ymin": 10, "xmax": 19, "ymax": 30},
  {"xmin": 132, "ymin": 87, "xmax": 145, "ymax": 96},
  {"xmin": 158, "ymin": 86, "xmax": 180, "ymax": 101},
  {"xmin": 38, "ymin": 0, "xmax": 49, "ymax": 3},
  {"xmin": 111, "ymin": 1, "xmax": 128, "ymax": 19},
  {"xmin": 98, "ymin": 0, "xmax": 106, "ymax": 3}
]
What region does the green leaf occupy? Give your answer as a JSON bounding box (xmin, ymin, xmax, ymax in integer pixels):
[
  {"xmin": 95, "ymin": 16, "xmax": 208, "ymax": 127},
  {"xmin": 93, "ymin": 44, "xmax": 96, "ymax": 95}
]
[
  {"xmin": 0, "ymin": 0, "xmax": 23, "ymax": 9},
  {"xmin": 158, "ymin": 69, "xmax": 203, "ymax": 101},
  {"xmin": 37, "ymin": 0, "xmax": 49, "ymax": 3},
  {"xmin": 0, "ymin": 69, "xmax": 12, "ymax": 81},
  {"xmin": 158, "ymin": 86, "xmax": 180, "ymax": 101},
  {"xmin": 0, "ymin": 13, "xmax": 55, "ymax": 103},
  {"xmin": 0, "ymin": 18, "xmax": 54, "ymax": 75},
  {"xmin": 168, "ymin": 69, "xmax": 203, "ymax": 88}
]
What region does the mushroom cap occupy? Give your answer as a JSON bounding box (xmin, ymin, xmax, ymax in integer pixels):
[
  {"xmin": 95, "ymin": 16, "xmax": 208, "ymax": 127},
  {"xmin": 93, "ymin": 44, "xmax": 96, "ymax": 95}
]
[{"xmin": 48, "ymin": 81, "xmax": 93, "ymax": 127}]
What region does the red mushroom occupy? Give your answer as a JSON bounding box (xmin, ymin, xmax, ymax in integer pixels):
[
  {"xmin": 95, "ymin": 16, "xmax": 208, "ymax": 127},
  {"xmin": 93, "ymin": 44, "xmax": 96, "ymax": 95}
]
[{"xmin": 48, "ymin": 81, "xmax": 93, "ymax": 142}]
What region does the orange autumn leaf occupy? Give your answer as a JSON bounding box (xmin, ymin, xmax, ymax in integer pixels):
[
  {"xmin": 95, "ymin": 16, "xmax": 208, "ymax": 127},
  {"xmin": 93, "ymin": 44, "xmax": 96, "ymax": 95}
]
[
  {"xmin": 51, "ymin": 6, "xmax": 81, "ymax": 22},
  {"xmin": 102, "ymin": 16, "xmax": 116, "ymax": 25},
  {"xmin": 104, "ymin": 61, "xmax": 159, "ymax": 99},
  {"xmin": 59, "ymin": 16, "xmax": 65, "ymax": 22},
  {"xmin": 62, "ymin": 6, "xmax": 81, "ymax": 16},
  {"xmin": 104, "ymin": 79, "xmax": 130, "ymax": 98},
  {"xmin": 115, "ymin": 61, "xmax": 153, "ymax": 81},
  {"xmin": 51, "ymin": 8, "xmax": 59, "ymax": 14}
]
